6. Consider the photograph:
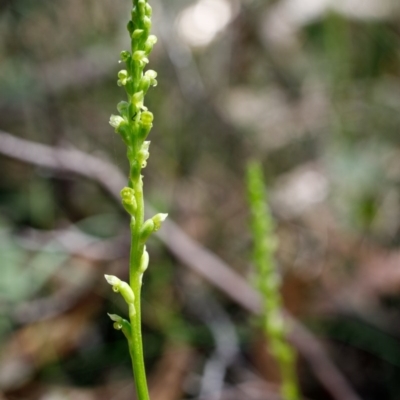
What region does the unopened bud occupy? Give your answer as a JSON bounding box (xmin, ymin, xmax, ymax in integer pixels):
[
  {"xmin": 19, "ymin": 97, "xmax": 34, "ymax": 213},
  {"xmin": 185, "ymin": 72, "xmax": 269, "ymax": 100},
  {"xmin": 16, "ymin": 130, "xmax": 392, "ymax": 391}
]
[
  {"xmin": 120, "ymin": 187, "xmax": 137, "ymax": 215},
  {"xmin": 139, "ymin": 247, "xmax": 149, "ymax": 273},
  {"xmin": 152, "ymin": 213, "xmax": 168, "ymax": 231},
  {"xmin": 140, "ymin": 213, "xmax": 168, "ymax": 241},
  {"xmin": 143, "ymin": 16, "xmax": 151, "ymax": 30},
  {"xmin": 132, "ymin": 91, "xmax": 144, "ymax": 110},
  {"xmin": 138, "ymin": 141, "xmax": 150, "ymax": 168},
  {"xmin": 138, "ymin": 0, "xmax": 146, "ymax": 16},
  {"xmin": 145, "ymin": 3, "xmax": 152, "ymax": 16},
  {"xmin": 139, "ymin": 76, "xmax": 151, "ymax": 93},
  {"xmin": 132, "ymin": 29, "xmax": 144, "ymax": 39},
  {"xmin": 138, "ymin": 111, "xmax": 153, "ymax": 139},
  {"xmin": 140, "ymin": 219, "xmax": 155, "ymax": 242},
  {"xmin": 144, "ymin": 35, "xmax": 157, "ymax": 54},
  {"xmin": 104, "ymin": 274, "xmax": 135, "ymax": 305},
  {"xmin": 141, "ymin": 111, "xmax": 153, "ymax": 126},
  {"xmin": 107, "ymin": 313, "xmax": 131, "ymax": 337}
]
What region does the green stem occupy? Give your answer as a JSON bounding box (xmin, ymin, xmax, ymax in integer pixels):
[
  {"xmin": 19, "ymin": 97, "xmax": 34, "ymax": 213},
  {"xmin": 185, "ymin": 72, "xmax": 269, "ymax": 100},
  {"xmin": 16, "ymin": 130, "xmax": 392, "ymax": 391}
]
[
  {"xmin": 127, "ymin": 174, "xmax": 150, "ymax": 400},
  {"xmin": 129, "ymin": 278, "xmax": 149, "ymax": 400}
]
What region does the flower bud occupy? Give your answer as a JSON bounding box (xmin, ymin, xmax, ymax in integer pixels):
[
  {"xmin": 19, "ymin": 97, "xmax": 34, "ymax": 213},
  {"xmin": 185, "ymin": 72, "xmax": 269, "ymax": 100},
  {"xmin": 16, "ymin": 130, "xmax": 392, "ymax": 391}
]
[
  {"xmin": 145, "ymin": 3, "xmax": 152, "ymax": 17},
  {"xmin": 143, "ymin": 16, "xmax": 151, "ymax": 30},
  {"xmin": 107, "ymin": 313, "xmax": 132, "ymax": 337},
  {"xmin": 108, "ymin": 314, "xmax": 124, "ymax": 330},
  {"xmin": 117, "ymin": 70, "xmax": 129, "ymax": 86},
  {"xmin": 104, "ymin": 274, "xmax": 135, "ymax": 305},
  {"xmin": 109, "ymin": 115, "xmax": 124, "ymax": 129},
  {"xmin": 140, "ymin": 219, "xmax": 155, "ymax": 242},
  {"xmin": 105, "ymin": 274, "xmax": 119, "ymax": 287},
  {"xmin": 110, "ymin": 114, "xmax": 131, "ymax": 144},
  {"xmin": 137, "ymin": 111, "xmax": 153, "ymax": 139},
  {"xmin": 120, "ymin": 51, "xmax": 130, "ymax": 63},
  {"xmin": 133, "ymin": 51, "xmax": 149, "ymax": 65},
  {"xmin": 142, "ymin": 140, "xmax": 150, "ymax": 151},
  {"xmin": 137, "ymin": 0, "xmax": 146, "ymax": 16},
  {"xmin": 145, "ymin": 70, "xmax": 157, "ymax": 87},
  {"xmin": 152, "ymin": 213, "xmax": 168, "ymax": 231},
  {"xmin": 120, "ymin": 187, "xmax": 137, "ymax": 215},
  {"xmin": 109, "ymin": 115, "xmax": 128, "ymax": 135},
  {"xmin": 139, "ymin": 247, "xmax": 149, "ymax": 273},
  {"xmin": 131, "ymin": 7, "xmax": 137, "ymax": 21},
  {"xmin": 141, "ymin": 111, "xmax": 153, "ymax": 126},
  {"xmin": 144, "ymin": 35, "xmax": 157, "ymax": 54},
  {"xmin": 140, "ymin": 213, "xmax": 168, "ymax": 242},
  {"xmin": 108, "ymin": 313, "xmax": 121, "ymax": 322},
  {"xmin": 132, "ymin": 91, "xmax": 144, "ymax": 111},
  {"xmin": 139, "ymin": 76, "xmax": 151, "ymax": 93},
  {"xmin": 138, "ymin": 141, "xmax": 150, "ymax": 168},
  {"xmin": 132, "ymin": 29, "xmax": 144, "ymax": 39}
]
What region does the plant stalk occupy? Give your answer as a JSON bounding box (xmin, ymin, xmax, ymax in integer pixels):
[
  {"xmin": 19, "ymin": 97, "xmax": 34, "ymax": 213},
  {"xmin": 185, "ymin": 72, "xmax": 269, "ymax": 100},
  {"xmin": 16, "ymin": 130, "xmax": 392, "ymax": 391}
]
[
  {"xmin": 128, "ymin": 174, "xmax": 150, "ymax": 399},
  {"xmin": 129, "ymin": 282, "xmax": 149, "ymax": 400},
  {"xmin": 104, "ymin": 1, "xmax": 163, "ymax": 399}
]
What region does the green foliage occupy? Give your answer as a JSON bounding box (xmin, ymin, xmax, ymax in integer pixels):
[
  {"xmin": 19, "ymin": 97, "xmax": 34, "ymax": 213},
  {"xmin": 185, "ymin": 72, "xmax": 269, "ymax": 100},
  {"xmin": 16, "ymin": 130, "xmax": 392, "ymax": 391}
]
[
  {"xmin": 103, "ymin": 1, "xmax": 163, "ymax": 399},
  {"xmin": 246, "ymin": 161, "xmax": 300, "ymax": 400}
]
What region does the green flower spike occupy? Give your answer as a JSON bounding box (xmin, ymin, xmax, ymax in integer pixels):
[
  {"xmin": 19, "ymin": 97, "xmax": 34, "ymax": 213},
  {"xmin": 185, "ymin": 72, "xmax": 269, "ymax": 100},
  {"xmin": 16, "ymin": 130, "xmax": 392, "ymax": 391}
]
[
  {"xmin": 104, "ymin": 1, "xmax": 165, "ymax": 399},
  {"xmin": 246, "ymin": 161, "xmax": 300, "ymax": 400}
]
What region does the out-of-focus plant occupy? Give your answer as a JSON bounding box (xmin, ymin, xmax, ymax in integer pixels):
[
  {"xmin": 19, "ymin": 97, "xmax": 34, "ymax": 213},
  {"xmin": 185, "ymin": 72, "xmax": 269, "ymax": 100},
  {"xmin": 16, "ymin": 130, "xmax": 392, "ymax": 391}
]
[
  {"xmin": 246, "ymin": 161, "xmax": 300, "ymax": 400},
  {"xmin": 104, "ymin": 1, "xmax": 165, "ymax": 399}
]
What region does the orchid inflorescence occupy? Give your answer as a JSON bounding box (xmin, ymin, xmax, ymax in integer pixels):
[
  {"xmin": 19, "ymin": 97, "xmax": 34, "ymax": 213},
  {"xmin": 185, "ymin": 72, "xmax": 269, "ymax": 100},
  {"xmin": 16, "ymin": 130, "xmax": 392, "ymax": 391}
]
[{"xmin": 104, "ymin": 1, "xmax": 165, "ymax": 399}]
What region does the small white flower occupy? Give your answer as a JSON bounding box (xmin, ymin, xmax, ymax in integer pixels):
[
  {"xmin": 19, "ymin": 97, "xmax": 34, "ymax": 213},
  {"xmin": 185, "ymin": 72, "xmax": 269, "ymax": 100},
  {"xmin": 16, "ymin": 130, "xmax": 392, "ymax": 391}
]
[{"xmin": 109, "ymin": 115, "xmax": 125, "ymax": 129}]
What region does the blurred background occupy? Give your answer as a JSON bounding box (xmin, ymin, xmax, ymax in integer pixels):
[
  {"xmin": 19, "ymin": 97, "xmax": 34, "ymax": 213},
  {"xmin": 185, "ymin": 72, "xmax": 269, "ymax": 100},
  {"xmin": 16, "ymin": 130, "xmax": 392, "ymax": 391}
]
[{"xmin": 1, "ymin": 0, "xmax": 400, "ymax": 399}]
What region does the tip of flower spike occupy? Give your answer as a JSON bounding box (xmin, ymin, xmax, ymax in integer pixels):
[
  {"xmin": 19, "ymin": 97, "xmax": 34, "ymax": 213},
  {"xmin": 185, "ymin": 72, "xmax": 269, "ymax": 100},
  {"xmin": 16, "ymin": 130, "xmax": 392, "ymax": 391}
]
[{"xmin": 104, "ymin": 274, "xmax": 120, "ymax": 286}]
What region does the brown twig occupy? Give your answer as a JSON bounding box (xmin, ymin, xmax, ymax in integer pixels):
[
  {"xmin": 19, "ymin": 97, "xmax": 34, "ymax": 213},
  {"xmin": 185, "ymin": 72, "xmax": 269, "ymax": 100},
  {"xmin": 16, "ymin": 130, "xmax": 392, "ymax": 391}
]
[
  {"xmin": 0, "ymin": 130, "xmax": 361, "ymax": 400},
  {"xmin": 17, "ymin": 226, "xmax": 128, "ymax": 262}
]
